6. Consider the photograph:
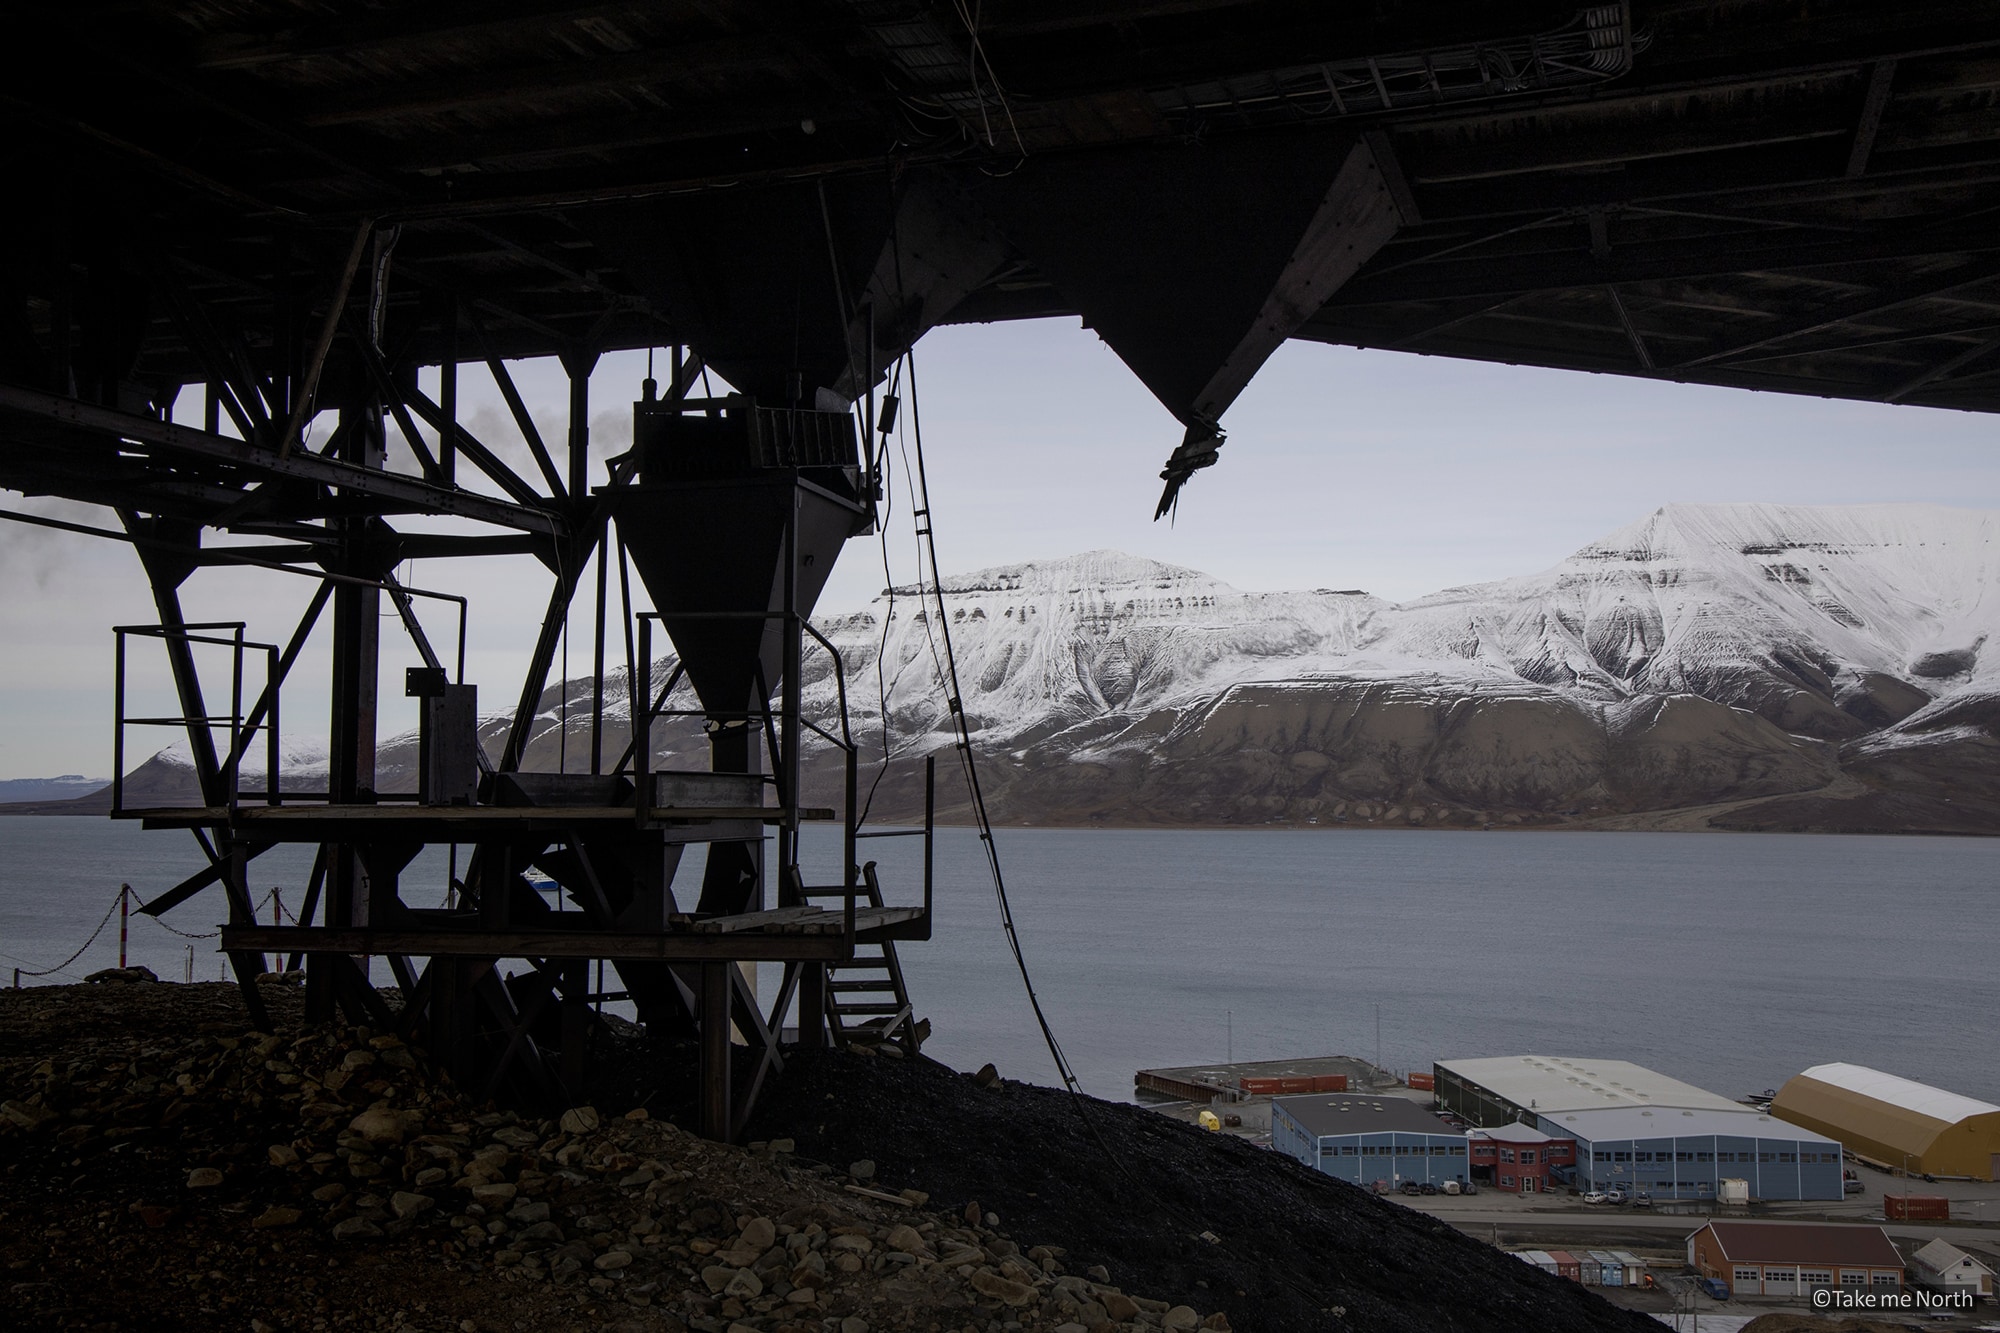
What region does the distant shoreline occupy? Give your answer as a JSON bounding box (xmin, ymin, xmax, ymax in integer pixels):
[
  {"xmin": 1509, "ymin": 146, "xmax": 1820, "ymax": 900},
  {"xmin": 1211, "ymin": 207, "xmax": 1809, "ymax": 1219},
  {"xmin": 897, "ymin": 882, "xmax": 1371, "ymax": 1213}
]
[{"xmin": 2, "ymin": 798, "xmax": 1990, "ymax": 837}]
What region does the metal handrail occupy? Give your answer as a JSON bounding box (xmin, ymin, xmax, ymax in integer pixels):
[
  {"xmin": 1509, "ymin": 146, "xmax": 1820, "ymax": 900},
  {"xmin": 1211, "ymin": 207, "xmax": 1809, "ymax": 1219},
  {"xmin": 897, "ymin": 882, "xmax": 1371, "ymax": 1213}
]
[
  {"xmin": 630, "ymin": 606, "xmax": 865, "ymax": 937},
  {"xmin": 112, "ymin": 622, "xmax": 280, "ymax": 816}
]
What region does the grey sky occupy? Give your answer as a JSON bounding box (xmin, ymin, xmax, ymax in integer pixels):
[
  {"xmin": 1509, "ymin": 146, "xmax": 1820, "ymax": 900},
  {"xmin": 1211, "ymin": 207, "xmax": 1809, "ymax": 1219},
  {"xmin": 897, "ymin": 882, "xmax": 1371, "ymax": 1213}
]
[{"xmin": 5, "ymin": 317, "xmax": 1999, "ymax": 779}]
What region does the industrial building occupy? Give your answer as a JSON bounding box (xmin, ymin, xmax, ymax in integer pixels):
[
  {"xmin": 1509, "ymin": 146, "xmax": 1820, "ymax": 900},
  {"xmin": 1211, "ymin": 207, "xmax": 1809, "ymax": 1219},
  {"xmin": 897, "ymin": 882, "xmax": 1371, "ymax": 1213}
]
[
  {"xmin": 1548, "ymin": 1106, "xmax": 1845, "ymax": 1200},
  {"xmin": 1434, "ymin": 1056, "xmax": 1845, "ymax": 1200},
  {"xmin": 1272, "ymin": 1094, "xmax": 1468, "ymax": 1189},
  {"xmin": 1435, "ymin": 1056, "xmax": 1746, "ymax": 1125},
  {"xmin": 1687, "ymin": 1221, "xmax": 1905, "ymax": 1298},
  {"xmin": 1467, "ymin": 1124, "xmax": 1576, "ymax": 1194},
  {"xmin": 1772, "ymin": 1064, "xmax": 2000, "ymax": 1181}
]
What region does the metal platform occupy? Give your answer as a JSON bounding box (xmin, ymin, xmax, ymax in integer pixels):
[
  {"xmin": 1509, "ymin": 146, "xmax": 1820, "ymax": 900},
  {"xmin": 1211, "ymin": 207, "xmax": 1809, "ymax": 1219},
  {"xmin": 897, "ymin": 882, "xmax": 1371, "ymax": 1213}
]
[{"xmin": 122, "ymin": 805, "xmax": 835, "ymax": 832}]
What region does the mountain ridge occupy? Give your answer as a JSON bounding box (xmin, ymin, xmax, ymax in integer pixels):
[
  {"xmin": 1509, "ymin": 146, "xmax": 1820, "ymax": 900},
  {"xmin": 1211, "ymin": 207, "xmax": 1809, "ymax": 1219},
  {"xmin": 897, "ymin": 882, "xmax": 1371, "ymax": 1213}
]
[{"xmin": 17, "ymin": 503, "xmax": 1998, "ymax": 834}]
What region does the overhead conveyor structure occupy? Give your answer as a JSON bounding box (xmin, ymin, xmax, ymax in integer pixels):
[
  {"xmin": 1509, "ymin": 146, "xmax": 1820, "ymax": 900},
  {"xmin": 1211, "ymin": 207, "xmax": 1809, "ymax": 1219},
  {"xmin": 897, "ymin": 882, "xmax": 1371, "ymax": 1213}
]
[{"xmin": 7, "ymin": 1, "xmax": 2000, "ymax": 1135}]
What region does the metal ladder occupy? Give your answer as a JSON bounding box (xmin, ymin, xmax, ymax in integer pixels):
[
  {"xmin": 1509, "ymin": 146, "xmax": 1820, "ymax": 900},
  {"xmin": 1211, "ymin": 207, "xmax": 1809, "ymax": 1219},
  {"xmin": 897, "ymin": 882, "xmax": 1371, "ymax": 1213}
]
[{"xmin": 798, "ymin": 863, "xmax": 921, "ymax": 1054}]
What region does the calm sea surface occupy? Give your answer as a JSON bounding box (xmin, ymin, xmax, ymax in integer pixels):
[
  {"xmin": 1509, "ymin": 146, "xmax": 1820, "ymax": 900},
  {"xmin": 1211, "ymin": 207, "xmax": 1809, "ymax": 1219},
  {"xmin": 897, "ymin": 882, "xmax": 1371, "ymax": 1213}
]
[{"xmin": 2, "ymin": 818, "xmax": 1993, "ymax": 1105}]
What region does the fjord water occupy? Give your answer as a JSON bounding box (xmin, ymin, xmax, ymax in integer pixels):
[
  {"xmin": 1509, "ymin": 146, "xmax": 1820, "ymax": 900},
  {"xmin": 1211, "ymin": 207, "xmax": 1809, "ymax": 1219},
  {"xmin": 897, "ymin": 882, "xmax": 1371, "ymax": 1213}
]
[{"xmin": 3, "ymin": 818, "xmax": 1993, "ymax": 1105}]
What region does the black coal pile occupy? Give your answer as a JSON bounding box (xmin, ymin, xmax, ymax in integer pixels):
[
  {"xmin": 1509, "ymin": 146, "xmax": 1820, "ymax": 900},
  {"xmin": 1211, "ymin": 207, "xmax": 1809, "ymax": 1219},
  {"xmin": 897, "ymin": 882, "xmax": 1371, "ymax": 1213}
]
[{"xmin": 747, "ymin": 1050, "xmax": 1661, "ymax": 1333}]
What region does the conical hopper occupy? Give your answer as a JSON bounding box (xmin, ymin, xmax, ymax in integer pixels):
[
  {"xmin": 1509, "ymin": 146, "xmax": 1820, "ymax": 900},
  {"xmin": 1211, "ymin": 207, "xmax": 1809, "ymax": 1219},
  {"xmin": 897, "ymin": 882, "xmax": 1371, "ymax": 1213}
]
[{"xmin": 617, "ymin": 476, "xmax": 863, "ymax": 715}]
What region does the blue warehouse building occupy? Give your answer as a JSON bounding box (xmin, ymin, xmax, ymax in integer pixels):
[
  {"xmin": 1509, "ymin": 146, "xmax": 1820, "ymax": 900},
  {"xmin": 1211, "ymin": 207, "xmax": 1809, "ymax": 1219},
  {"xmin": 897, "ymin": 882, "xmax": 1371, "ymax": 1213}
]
[
  {"xmin": 1549, "ymin": 1107, "xmax": 1845, "ymax": 1200},
  {"xmin": 1273, "ymin": 1094, "xmax": 1469, "ymax": 1189}
]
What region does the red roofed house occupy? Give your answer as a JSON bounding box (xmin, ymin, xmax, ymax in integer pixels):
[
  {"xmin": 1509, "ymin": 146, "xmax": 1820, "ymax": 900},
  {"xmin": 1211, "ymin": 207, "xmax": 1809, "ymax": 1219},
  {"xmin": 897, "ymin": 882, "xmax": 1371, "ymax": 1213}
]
[{"xmin": 1687, "ymin": 1221, "xmax": 1905, "ymax": 1298}]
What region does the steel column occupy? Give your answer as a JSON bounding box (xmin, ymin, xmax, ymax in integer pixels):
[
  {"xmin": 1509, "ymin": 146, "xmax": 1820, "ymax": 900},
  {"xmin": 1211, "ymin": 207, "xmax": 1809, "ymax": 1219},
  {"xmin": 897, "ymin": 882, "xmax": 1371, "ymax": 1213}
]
[{"xmin": 699, "ymin": 961, "xmax": 732, "ymax": 1140}]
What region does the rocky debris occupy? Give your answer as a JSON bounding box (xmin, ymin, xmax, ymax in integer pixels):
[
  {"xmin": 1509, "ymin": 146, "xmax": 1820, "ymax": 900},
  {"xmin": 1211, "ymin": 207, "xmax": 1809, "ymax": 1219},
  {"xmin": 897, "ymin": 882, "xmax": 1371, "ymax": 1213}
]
[
  {"xmin": 84, "ymin": 966, "xmax": 159, "ymax": 984},
  {"xmin": 0, "ymin": 984, "xmax": 1239, "ymax": 1333}
]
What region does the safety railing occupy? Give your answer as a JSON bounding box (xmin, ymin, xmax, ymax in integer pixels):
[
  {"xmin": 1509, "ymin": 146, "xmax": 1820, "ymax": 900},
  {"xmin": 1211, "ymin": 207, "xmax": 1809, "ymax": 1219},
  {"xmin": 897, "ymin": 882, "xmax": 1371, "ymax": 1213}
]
[
  {"xmin": 628, "ymin": 609, "xmax": 857, "ymax": 894},
  {"xmin": 113, "ymin": 622, "xmax": 279, "ymax": 816},
  {"xmin": 853, "ymin": 754, "xmax": 935, "ymax": 938},
  {"xmin": 619, "ymin": 609, "xmax": 936, "ymax": 939}
]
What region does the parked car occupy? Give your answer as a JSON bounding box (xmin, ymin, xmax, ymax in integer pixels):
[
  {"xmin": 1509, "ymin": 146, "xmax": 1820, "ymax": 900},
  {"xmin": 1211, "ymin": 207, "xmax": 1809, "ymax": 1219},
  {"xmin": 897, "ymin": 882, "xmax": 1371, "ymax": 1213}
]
[
  {"xmin": 1604, "ymin": 1189, "xmax": 1628, "ymax": 1204},
  {"xmin": 1583, "ymin": 1191, "xmax": 1609, "ymax": 1205},
  {"xmin": 1844, "ymin": 1178, "xmax": 1865, "ymax": 1194},
  {"xmin": 1635, "ymin": 1192, "xmax": 1653, "ymax": 1209},
  {"xmin": 1419, "ymin": 1182, "xmax": 1440, "ymax": 1196},
  {"xmin": 1400, "ymin": 1180, "xmax": 1424, "ymax": 1195},
  {"xmin": 1698, "ymin": 1277, "xmax": 1729, "ymax": 1301},
  {"xmin": 1459, "ymin": 1180, "xmax": 1477, "ymax": 1195}
]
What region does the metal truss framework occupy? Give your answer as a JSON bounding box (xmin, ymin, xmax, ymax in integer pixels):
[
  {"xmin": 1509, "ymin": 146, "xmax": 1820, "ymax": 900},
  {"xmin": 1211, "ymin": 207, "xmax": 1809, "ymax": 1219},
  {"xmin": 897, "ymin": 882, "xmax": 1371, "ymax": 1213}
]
[{"xmin": 9, "ymin": 0, "xmax": 2000, "ymax": 1132}]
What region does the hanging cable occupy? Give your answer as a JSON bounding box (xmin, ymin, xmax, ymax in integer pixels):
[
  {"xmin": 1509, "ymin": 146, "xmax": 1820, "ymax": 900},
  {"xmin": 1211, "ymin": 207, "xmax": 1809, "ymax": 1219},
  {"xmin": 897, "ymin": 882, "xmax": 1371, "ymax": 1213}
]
[
  {"xmin": 896, "ymin": 347, "xmax": 1081, "ymax": 1095},
  {"xmin": 898, "ymin": 363, "xmax": 1340, "ymax": 1320}
]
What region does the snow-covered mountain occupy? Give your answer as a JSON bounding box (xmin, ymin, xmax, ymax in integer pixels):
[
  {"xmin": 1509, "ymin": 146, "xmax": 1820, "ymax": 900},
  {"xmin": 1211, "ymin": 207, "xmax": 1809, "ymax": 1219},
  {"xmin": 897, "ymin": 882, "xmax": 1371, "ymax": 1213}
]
[
  {"xmin": 787, "ymin": 503, "xmax": 2000, "ymax": 832},
  {"xmin": 68, "ymin": 504, "xmax": 2000, "ymax": 833}
]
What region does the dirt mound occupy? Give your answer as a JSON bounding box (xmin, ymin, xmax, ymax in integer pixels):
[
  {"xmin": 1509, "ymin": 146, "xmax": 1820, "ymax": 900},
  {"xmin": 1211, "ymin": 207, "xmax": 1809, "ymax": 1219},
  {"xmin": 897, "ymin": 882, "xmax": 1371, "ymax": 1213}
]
[
  {"xmin": 745, "ymin": 1048, "xmax": 1659, "ymax": 1333},
  {"xmin": 1738, "ymin": 1316, "xmax": 1917, "ymax": 1333}
]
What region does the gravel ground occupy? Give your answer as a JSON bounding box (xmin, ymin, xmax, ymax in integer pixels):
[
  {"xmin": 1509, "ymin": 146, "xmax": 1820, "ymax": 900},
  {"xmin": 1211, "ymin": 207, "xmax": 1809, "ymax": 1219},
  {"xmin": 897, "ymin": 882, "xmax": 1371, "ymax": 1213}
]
[{"xmin": 1, "ymin": 980, "xmax": 1657, "ymax": 1333}]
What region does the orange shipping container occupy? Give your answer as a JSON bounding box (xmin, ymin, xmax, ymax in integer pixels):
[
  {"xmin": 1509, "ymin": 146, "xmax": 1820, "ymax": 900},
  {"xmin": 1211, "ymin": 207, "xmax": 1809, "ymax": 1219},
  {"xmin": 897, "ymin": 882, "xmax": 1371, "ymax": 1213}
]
[
  {"xmin": 1311, "ymin": 1075, "xmax": 1349, "ymax": 1093},
  {"xmin": 1885, "ymin": 1195, "xmax": 1949, "ymax": 1220},
  {"xmin": 1278, "ymin": 1078, "xmax": 1314, "ymax": 1093},
  {"xmin": 1408, "ymin": 1073, "xmax": 1435, "ymax": 1090},
  {"xmin": 1239, "ymin": 1078, "xmax": 1281, "ymax": 1094}
]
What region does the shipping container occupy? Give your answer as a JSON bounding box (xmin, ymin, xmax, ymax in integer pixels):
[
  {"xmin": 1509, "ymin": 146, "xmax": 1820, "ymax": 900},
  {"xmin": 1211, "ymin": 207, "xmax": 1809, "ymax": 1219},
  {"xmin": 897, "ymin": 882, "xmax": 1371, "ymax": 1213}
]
[
  {"xmin": 1578, "ymin": 1258, "xmax": 1601, "ymax": 1285},
  {"xmin": 1548, "ymin": 1251, "xmax": 1581, "ymax": 1282},
  {"xmin": 1885, "ymin": 1194, "xmax": 1949, "ymax": 1220},
  {"xmin": 1407, "ymin": 1072, "xmax": 1435, "ymax": 1091},
  {"xmin": 1277, "ymin": 1077, "xmax": 1314, "ymax": 1093},
  {"xmin": 1239, "ymin": 1077, "xmax": 1281, "ymax": 1094},
  {"xmin": 1588, "ymin": 1251, "xmax": 1624, "ymax": 1287},
  {"xmin": 1717, "ymin": 1177, "xmax": 1750, "ymax": 1204},
  {"xmin": 1312, "ymin": 1075, "xmax": 1349, "ymax": 1093}
]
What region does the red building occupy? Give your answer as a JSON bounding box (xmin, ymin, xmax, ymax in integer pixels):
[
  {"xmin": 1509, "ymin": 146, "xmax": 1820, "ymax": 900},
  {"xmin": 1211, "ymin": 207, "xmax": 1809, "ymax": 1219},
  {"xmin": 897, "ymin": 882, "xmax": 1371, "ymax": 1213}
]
[{"xmin": 1468, "ymin": 1123, "xmax": 1577, "ymax": 1193}]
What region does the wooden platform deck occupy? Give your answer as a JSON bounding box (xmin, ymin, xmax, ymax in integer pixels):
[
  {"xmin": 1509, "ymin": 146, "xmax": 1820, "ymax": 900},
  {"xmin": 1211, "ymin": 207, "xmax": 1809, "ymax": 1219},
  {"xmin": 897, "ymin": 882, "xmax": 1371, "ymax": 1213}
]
[
  {"xmin": 121, "ymin": 803, "xmax": 836, "ymax": 836},
  {"xmin": 220, "ymin": 906, "xmax": 923, "ymax": 964}
]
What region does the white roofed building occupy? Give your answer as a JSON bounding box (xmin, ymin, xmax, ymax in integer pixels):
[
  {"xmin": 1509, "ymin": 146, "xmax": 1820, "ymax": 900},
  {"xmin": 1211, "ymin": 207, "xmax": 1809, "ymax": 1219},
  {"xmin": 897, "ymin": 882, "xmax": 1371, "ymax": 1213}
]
[
  {"xmin": 1434, "ymin": 1056, "xmax": 1845, "ymax": 1201},
  {"xmin": 1910, "ymin": 1239, "xmax": 1993, "ymax": 1300},
  {"xmin": 1434, "ymin": 1055, "xmax": 1745, "ymax": 1125}
]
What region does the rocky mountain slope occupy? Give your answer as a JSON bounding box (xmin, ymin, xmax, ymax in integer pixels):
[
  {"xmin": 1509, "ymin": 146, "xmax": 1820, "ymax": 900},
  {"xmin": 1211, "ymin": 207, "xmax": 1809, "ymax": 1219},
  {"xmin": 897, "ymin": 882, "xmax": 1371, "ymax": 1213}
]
[
  {"xmin": 46, "ymin": 503, "xmax": 2000, "ymax": 834},
  {"xmin": 803, "ymin": 503, "xmax": 2000, "ymax": 833}
]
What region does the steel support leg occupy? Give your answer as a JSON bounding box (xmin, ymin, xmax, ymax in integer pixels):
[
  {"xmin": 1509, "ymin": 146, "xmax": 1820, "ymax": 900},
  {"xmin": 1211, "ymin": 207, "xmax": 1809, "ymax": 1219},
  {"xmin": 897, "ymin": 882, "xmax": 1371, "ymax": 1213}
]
[
  {"xmin": 799, "ymin": 961, "xmax": 826, "ymax": 1049},
  {"xmin": 700, "ymin": 962, "xmax": 732, "ymax": 1140}
]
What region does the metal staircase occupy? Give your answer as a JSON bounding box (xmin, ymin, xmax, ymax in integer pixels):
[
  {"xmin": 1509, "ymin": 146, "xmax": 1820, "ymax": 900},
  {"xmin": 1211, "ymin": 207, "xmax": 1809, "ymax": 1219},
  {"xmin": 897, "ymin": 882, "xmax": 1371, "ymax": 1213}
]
[{"xmin": 797, "ymin": 863, "xmax": 921, "ymax": 1055}]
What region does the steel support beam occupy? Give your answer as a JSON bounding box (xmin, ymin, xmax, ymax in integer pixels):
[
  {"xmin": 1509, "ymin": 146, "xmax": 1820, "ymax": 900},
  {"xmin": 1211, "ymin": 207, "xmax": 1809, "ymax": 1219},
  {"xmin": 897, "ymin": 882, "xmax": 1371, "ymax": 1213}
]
[
  {"xmin": 0, "ymin": 384, "xmax": 564, "ymax": 536},
  {"xmin": 219, "ymin": 926, "xmax": 858, "ymax": 963}
]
